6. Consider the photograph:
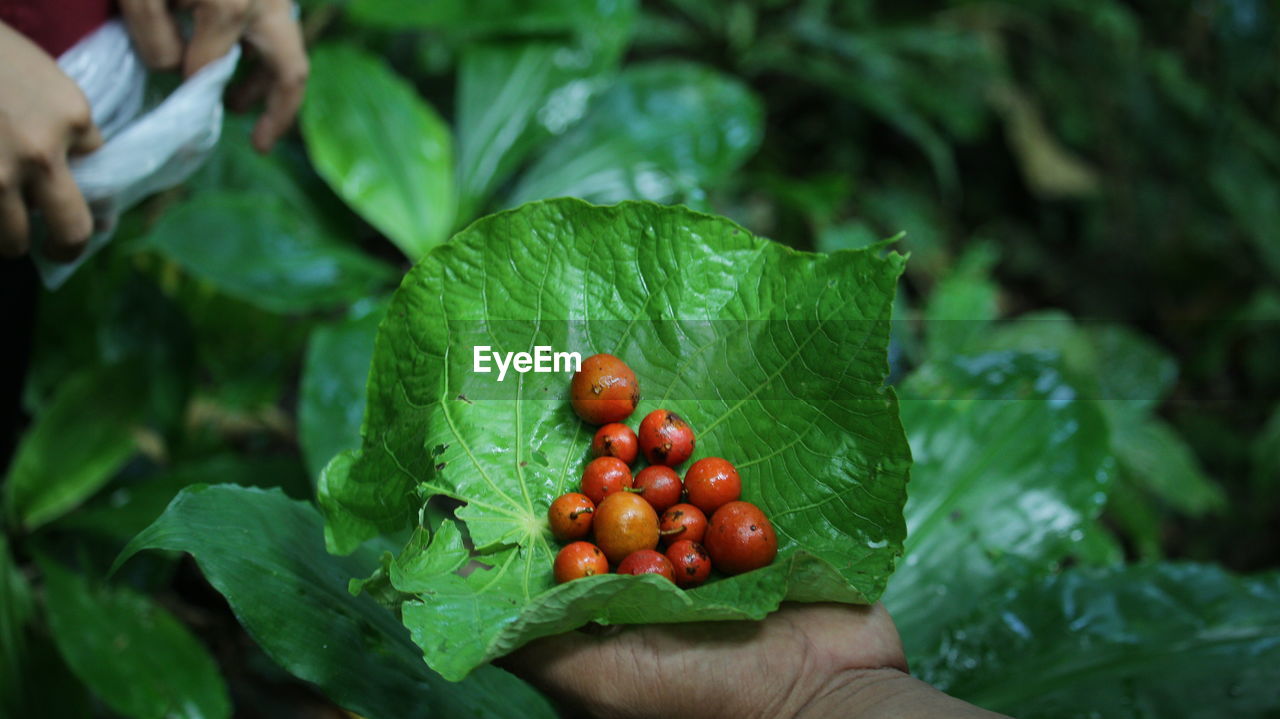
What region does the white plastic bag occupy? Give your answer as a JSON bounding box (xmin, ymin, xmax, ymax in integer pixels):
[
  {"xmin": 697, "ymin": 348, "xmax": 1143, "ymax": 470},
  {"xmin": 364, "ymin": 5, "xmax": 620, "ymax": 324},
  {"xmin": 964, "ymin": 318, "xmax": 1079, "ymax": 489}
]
[{"xmin": 34, "ymin": 19, "xmax": 240, "ymax": 289}]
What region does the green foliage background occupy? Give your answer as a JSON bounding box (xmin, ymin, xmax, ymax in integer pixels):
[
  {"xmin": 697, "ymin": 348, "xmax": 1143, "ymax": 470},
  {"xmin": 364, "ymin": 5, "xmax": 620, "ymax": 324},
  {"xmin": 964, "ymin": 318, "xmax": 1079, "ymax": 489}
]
[{"xmin": 2, "ymin": 0, "xmax": 1278, "ymax": 717}]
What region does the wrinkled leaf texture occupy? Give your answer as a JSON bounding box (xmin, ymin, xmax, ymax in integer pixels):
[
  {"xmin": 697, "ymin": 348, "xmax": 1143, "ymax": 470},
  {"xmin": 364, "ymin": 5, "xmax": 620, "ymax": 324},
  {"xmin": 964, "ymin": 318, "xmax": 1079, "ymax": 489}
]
[{"xmin": 322, "ymin": 199, "xmax": 911, "ymax": 679}]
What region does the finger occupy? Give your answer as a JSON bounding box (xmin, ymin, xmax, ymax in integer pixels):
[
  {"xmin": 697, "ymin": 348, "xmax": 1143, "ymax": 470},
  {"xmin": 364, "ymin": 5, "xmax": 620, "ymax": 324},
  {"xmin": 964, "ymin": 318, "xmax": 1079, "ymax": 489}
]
[
  {"xmin": 0, "ymin": 185, "xmax": 31, "ymax": 259},
  {"xmin": 29, "ymin": 160, "xmax": 94, "ymax": 263},
  {"xmin": 120, "ymin": 0, "xmax": 184, "ymax": 70},
  {"xmin": 184, "ymin": 0, "xmax": 250, "ymax": 77},
  {"xmin": 69, "ymin": 122, "xmax": 104, "ymax": 156},
  {"xmin": 243, "ymin": 4, "xmax": 308, "ymax": 151}
]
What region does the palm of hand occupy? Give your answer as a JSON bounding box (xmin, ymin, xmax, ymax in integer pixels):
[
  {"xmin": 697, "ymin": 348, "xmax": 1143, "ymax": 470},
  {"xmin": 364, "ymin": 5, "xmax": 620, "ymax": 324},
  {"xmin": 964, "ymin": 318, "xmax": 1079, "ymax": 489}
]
[{"xmin": 504, "ymin": 602, "xmax": 907, "ymax": 719}]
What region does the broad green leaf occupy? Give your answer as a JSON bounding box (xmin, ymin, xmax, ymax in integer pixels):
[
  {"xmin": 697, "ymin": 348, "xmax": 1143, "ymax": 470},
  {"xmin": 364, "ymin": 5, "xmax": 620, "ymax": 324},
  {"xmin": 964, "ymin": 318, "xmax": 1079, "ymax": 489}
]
[
  {"xmin": 5, "ymin": 365, "xmax": 146, "ymax": 530},
  {"xmin": 348, "ymin": 0, "xmax": 607, "ymax": 34},
  {"xmin": 299, "ymin": 298, "xmax": 389, "ymax": 479},
  {"xmin": 302, "ymin": 45, "xmax": 454, "ymax": 259},
  {"xmin": 40, "ymin": 559, "xmax": 231, "ymax": 719},
  {"xmin": 118, "ymin": 485, "xmax": 554, "ymax": 719},
  {"xmin": 144, "ymin": 193, "xmax": 396, "ymax": 314},
  {"xmin": 986, "ymin": 316, "xmax": 1212, "ymax": 515},
  {"xmin": 455, "ymin": 1, "xmax": 636, "ymax": 219},
  {"xmin": 0, "ymin": 537, "xmax": 33, "ymax": 715},
  {"xmin": 509, "ymin": 63, "xmax": 763, "ymax": 207},
  {"xmin": 918, "ymin": 563, "xmax": 1280, "ymax": 718},
  {"xmin": 884, "ymin": 351, "xmax": 1116, "ymax": 657},
  {"xmin": 324, "ymin": 198, "xmax": 910, "ymax": 680}
]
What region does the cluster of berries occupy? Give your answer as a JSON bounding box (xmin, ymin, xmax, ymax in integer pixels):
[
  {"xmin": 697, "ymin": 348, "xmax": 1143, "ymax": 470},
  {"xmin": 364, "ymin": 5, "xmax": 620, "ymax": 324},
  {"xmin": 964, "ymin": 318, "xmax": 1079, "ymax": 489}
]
[{"xmin": 549, "ymin": 354, "xmax": 777, "ymax": 586}]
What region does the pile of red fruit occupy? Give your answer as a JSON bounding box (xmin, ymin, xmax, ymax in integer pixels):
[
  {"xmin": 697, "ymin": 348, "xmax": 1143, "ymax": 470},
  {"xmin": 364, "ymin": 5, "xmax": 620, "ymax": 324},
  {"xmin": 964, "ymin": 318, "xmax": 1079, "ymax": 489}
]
[{"xmin": 549, "ymin": 353, "xmax": 777, "ymax": 587}]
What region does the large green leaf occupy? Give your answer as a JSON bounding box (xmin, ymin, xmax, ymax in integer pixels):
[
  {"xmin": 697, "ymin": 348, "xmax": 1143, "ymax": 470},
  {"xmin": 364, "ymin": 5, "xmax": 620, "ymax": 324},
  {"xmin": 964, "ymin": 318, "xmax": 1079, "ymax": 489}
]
[
  {"xmin": 40, "ymin": 559, "xmax": 231, "ymax": 719},
  {"xmin": 5, "ymin": 364, "xmax": 146, "ymax": 530},
  {"xmin": 302, "ymin": 45, "xmax": 454, "ymax": 260},
  {"xmin": 884, "ymin": 351, "xmax": 1117, "ymax": 657},
  {"xmin": 144, "ymin": 193, "xmax": 396, "ymax": 314},
  {"xmin": 509, "ymin": 63, "xmax": 763, "ymax": 207},
  {"xmin": 454, "ymin": 0, "xmax": 635, "ymax": 219},
  {"xmin": 118, "ymin": 485, "xmax": 555, "ymax": 719},
  {"xmin": 322, "ymin": 198, "xmax": 910, "ymax": 680},
  {"xmin": 917, "ymin": 562, "xmax": 1280, "ymax": 718},
  {"xmin": 299, "ymin": 298, "xmax": 389, "ymax": 479},
  {"xmin": 984, "ymin": 315, "xmax": 1221, "ymax": 519}
]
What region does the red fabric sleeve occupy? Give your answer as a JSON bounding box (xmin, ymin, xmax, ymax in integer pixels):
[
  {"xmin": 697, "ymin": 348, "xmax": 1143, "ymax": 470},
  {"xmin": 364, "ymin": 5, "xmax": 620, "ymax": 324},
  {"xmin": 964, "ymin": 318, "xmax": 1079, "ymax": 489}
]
[{"xmin": 0, "ymin": 0, "xmax": 116, "ymax": 57}]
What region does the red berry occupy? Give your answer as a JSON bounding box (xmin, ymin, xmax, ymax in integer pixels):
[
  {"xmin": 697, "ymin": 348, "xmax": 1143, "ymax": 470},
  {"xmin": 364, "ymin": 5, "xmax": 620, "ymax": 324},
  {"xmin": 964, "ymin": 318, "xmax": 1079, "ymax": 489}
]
[
  {"xmin": 591, "ymin": 423, "xmax": 638, "ymax": 464},
  {"xmin": 554, "ymin": 541, "xmax": 609, "ymax": 583},
  {"xmin": 684, "ymin": 457, "xmax": 741, "ymax": 515},
  {"xmin": 580, "ymin": 456, "xmax": 633, "ymax": 505},
  {"xmin": 665, "ymin": 540, "xmax": 712, "ymax": 587},
  {"xmin": 637, "ymin": 409, "xmax": 695, "ymax": 467},
  {"xmin": 705, "ymin": 501, "xmax": 777, "ymax": 575},
  {"xmin": 593, "ymin": 492, "xmax": 660, "ymax": 564},
  {"xmin": 570, "ymin": 354, "xmax": 640, "ymax": 425},
  {"xmin": 658, "ymin": 503, "xmax": 707, "ymax": 546},
  {"xmin": 616, "ymin": 549, "xmax": 675, "ymax": 581},
  {"xmin": 547, "ymin": 493, "xmax": 595, "ymax": 541},
  {"xmin": 632, "ymin": 465, "xmax": 682, "ymax": 513}
]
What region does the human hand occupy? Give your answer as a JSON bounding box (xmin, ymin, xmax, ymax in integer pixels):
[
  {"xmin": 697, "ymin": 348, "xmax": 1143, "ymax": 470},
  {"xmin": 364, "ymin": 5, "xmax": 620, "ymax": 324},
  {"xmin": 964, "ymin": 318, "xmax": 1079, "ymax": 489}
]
[
  {"xmin": 503, "ymin": 602, "xmax": 899, "ymax": 719},
  {"xmin": 0, "ymin": 22, "xmax": 103, "ymax": 262},
  {"xmin": 119, "ymin": 0, "xmax": 308, "ymax": 152}
]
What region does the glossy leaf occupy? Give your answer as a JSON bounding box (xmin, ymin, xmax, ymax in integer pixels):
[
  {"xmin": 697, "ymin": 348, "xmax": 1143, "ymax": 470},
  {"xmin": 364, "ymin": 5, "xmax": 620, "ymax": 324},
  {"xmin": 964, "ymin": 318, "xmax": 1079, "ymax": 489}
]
[
  {"xmin": 4, "ymin": 364, "xmax": 145, "ymax": 531},
  {"xmin": 144, "ymin": 193, "xmax": 396, "ymax": 314},
  {"xmin": 299, "ymin": 298, "xmax": 389, "ymax": 479},
  {"xmin": 884, "ymin": 352, "xmax": 1117, "ymax": 657},
  {"xmin": 918, "ymin": 563, "xmax": 1280, "ymax": 719},
  {"xmin": 455, "ymin": 8, "xmax": 635, "ymax": 219},
  {"xmin": 118, "ymin": 485, "xmax": 555, "ymax": 719},
  {"xmin": 41, "ymin": 559, "xmax": 231, "ymax": 719},
  {"xmin": 322, "ymin": 198, "xmax": 910, "ymax": 680},
  {"xmin": 302, "ymin": 45, "xmax": 454, "ymax": 259},
  {"xmin": 509, "ymin": 63, "xmax": 763, "ymax": 207}
]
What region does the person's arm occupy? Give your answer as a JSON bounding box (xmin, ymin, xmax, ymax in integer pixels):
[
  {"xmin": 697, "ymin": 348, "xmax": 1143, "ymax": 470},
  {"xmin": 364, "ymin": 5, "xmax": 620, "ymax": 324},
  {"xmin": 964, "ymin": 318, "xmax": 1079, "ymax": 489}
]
[
  {"xmin": 0, "ymin": 20, "xmax": 103, "ymax": 262},
  {"xmin": 504, "ymin": 602, "xmax": 1010, "ymax": 719}
]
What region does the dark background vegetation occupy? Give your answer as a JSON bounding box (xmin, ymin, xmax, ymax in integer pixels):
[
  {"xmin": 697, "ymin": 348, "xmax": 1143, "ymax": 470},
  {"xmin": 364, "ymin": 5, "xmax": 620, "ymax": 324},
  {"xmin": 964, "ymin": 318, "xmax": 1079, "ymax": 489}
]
[{"xmin": 2, "ymin": 0, "xmax": 1277, "ymax": 717}]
